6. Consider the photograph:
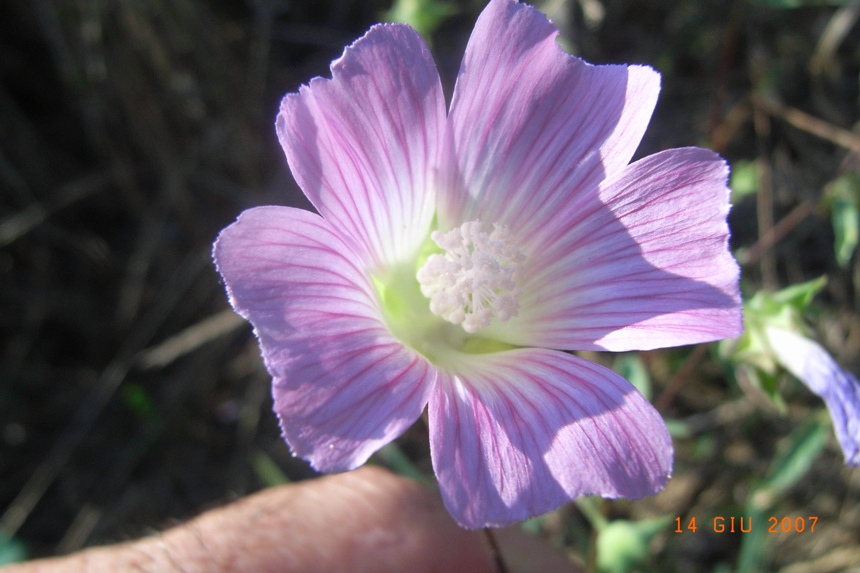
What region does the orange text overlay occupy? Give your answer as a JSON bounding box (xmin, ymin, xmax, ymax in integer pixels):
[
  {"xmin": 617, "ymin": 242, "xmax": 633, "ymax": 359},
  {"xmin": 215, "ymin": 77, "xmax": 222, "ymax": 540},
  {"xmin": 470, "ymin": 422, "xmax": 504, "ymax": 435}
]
[{"xmin": 674, "ymin": 516, "xmax": 819, "ymax": 533}]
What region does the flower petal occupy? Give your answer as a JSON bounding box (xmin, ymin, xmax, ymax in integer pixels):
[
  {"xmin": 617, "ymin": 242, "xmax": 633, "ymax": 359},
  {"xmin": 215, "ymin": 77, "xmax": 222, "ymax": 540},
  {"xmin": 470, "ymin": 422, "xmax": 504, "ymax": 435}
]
[
  {"xmin": 767, "ymin": 327, "xmax": 860, "ymax": 466},
  {"xmin": 213, "ymin": 206, "xmax": 436, "ymax": 471},
  {"xmin": 490, "ymin": 147, "xmax": 741, "ymax": 351},
  {"xmin": 277, "ymin": 24, "xmax": 445, "ymax": 269},
  {"xmin": 428, "ymin": 348, "xmax": 672, "ymax": 528},
  {"xmin": 442, "ymin": 0, "xmax": 660, "ymax": 237}
]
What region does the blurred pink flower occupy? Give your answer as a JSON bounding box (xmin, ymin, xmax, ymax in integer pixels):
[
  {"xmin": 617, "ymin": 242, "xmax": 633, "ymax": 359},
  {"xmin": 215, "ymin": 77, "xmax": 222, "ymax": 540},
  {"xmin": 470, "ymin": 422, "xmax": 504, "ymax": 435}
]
[
  {"xmin": 214, "ymin": 0, "xmax": 742, "ymax": 528},
  {"xmin": 766, "ymin": 327, "xmax": 860, "ymax": 466}
]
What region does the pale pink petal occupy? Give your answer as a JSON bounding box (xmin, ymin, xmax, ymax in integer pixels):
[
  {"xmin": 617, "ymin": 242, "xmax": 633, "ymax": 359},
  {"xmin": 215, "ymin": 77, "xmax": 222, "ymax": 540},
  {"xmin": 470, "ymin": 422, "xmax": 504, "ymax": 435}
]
[
  {"xmin": 442, "ymin": 0, "xmax": 660, "ymax": 238},
  {"xmin": 429, "ymin": 348, "xmax": 672, "ymax": 528},
  {"xmin": 213, "ymin": 207, "xmax": 436, "ymax": 471},
  {"xmin": 767, "ymin": 328, "xmax": 860, "ymax": 466},
  {"xmin": 277, "ymin": 24, "xmax": 445, "ymax": 269},
  {"xmin": 487, "ymin": 147, "xmax": 741, "ymax": 351}
]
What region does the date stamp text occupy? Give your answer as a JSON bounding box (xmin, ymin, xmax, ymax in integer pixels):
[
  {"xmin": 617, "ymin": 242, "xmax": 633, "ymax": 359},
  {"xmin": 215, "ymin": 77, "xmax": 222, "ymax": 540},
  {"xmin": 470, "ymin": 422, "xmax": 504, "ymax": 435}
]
[{"xmin": 674, "ymin": 516, "xmax": 819, "ymax": 533}]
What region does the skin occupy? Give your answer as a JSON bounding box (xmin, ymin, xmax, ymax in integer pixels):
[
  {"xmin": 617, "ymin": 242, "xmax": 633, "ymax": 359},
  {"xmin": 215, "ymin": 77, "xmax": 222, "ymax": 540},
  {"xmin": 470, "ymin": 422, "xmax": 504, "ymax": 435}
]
[{"xmin": 6, "ymin": 467, "xmax": 579, "ymax": 573}]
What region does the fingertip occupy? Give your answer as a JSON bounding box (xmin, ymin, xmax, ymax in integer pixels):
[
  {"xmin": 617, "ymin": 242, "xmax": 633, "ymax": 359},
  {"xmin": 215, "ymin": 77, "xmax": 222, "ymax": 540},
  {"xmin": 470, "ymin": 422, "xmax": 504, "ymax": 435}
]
[{"xmin": 343, "ymin": 467, "xmax": 578, "ymax": 573}]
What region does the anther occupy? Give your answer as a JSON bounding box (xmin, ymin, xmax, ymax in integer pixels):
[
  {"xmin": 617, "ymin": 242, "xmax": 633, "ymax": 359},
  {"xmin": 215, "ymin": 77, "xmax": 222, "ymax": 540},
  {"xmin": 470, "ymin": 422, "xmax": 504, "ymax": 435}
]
[{"xmin": 416, "ymin": 221, "xmax": 525, "ymax": 333}]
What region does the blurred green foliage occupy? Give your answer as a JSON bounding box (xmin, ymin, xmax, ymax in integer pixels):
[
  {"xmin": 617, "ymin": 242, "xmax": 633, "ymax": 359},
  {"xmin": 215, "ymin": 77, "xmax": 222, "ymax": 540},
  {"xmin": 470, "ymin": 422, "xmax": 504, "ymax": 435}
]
[
  {"xmin": 738, "ymin": 418, "xmax": 829, "ymax": 573},
  {"xmin": 596, "ymin": 516, "xmax": 673, "ymax": 573},
  {"xmin": 383, "ymin": 0, "xmax": 458, "ymax": 40},
  {"xmin": 729, "ymin": 160, "xmax": 760, "ymax": 204},
  {"xmin": 826, "ymin": 172, "xmax": 860, "ymax": 268},
  {"xmin": 751, "ymin": 0, "xmax": 857, "ymax": 8},
  {"xmin": 720, "ymin": 277, "xmax": 826, "ymax": 409},
  {"xmin": 0, "ymin": 534, "xmax": 27, "ymax": 566}
]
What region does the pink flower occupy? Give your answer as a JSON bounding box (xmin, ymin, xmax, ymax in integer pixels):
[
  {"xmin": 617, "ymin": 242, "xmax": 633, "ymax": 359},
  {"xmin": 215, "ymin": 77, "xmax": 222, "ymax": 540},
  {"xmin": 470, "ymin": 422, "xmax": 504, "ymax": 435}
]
[{"xmin": 214, "ymin": 0, "xmax": 742, "ymax": 528}]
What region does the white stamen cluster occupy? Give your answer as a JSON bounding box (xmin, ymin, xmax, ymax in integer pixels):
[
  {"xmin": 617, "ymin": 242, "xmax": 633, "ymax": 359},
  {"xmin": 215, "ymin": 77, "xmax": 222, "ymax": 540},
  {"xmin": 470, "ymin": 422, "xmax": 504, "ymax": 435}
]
[{"xmin": 416, "ymin": 220, "xmax": 525, "ymax": 333}]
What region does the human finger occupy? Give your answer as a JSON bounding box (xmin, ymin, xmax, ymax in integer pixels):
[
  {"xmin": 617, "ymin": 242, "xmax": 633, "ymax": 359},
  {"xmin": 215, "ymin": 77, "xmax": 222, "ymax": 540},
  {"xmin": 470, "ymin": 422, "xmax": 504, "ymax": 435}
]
[{"xmin": 4, "ymin": 466, "xmax": 577, "ymax": 573}]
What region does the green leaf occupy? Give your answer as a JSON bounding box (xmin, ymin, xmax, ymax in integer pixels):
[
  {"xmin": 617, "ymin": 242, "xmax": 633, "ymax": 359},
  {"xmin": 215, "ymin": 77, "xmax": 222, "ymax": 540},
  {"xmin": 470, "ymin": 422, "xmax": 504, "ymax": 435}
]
[
  {"xmin": 614, "ymin": 353, "xmax": 652, "ymax": 401},
  {"xmin": 738, "ymin": 364, "xmax": 787, "ymax": 413},
  {"xmin": 371, "ymin": 442, "xmax": 430, "ymax": 485},
  {"xmin": 759, "ymin": 417, "xmax": 828, "ymax": 496},
  {"xmin": 596, "ymin": 516, "xmax": 673, "ymax": 573},
  {"xmin": 382, "ymin": 0, "xmax": 458, "ymax": 41},
  {"xmin": 738, "ymin": 418, "xmax": 828, "ymax": 573},
  {"xmin": 0, "ymin": 534, "xmax": 27, "ymax": 565},
  {"xmin": 251, "ymin": 449, "xmax": 290, "ymax": 487},
  {"xmin": 832, "ymin": 197, "xmax": 858, "ymax": 267},
  {"xmin": 663, "ymin": 418, "xmax": 693, "ymax": 439},
  {"xmin": 720, "ymin": 278, "xmax": 828, "ymax": 413},
  {"xmin": 747, "ymin": 276, "xmax": 827, "ymax": 320},
  {"xmin": 829, "ymin": 173, "xmax": 860, "ymax": 267},
  {"xmin": 736, "ymin": 505, "xmax": 770, "ymax": 573},
  {"xmin": 729, "ymin": 160, "xmax": 759, "ymax": 203},
  {"xmin": 519, "ymin": 515, "xmax": 546, "ymax": 535},
  {"xmin": 574, "ymin": 496, "xmax": 608, "ymax": 530},
  {"xmin": 121, "ymin": 383, "xmax": 159, "ymax": 421}
]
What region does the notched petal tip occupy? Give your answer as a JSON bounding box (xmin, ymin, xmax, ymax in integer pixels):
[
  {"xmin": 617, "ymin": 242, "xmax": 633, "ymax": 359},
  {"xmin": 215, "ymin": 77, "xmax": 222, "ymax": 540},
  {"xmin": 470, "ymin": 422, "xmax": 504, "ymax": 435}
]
[
  {"xmin": 274, "ymin": 17, "xmax": 443, "ymax": 269},
  {"xmin": 330, "ymin": 22, "xmax": 424, "ymax": 70},
  {"xmin": 446, "ymin": 0, "xmax": 664, "ymax": 242}
]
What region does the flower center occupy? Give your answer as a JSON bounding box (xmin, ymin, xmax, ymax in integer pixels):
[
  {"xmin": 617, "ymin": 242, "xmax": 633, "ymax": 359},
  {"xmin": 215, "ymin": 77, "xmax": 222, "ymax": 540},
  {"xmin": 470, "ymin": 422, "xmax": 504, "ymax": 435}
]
[{"xmin": 416, "ymin": 220, "xmax": 525, "ymax": 333}]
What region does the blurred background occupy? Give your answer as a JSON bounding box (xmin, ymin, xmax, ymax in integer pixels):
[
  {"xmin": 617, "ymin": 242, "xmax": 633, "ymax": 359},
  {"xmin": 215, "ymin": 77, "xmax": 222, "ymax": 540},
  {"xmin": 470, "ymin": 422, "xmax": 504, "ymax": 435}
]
[{"xmin": 1, "ymin": 0, "xmax": 858, "ymax": 571}]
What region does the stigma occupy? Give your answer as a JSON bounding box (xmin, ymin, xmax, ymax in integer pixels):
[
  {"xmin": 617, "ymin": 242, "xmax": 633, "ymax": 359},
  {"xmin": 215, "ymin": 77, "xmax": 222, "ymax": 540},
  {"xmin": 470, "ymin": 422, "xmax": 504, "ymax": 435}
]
[{"xmin": 416, "ymin": 220, "xmax": 525, "ymax": 333}]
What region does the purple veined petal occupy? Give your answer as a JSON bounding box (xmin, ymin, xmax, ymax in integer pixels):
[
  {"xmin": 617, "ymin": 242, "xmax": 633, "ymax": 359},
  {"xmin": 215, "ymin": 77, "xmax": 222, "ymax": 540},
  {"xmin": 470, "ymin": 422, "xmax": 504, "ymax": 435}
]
[
  {"xmin": 441, "ymin": 0, "xmax": 660, "ymax": 238},
  {"xmin": 766, "ymin": 327, "xmax": 860, "ymax": 466},
  {"xmin": 277, "ymin": 24, "xmax": 445, "ymax": 270},
  {"xmin": 487, "ymin": 147, "xmax": 742, "ymax": 351},
  {"xmin": 213, "ymin": 206, "xmax": 437, "ymax": 471},
  {"xmin": 428, "ymin": 348, "xmax": 672, "ymax": 529}
]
